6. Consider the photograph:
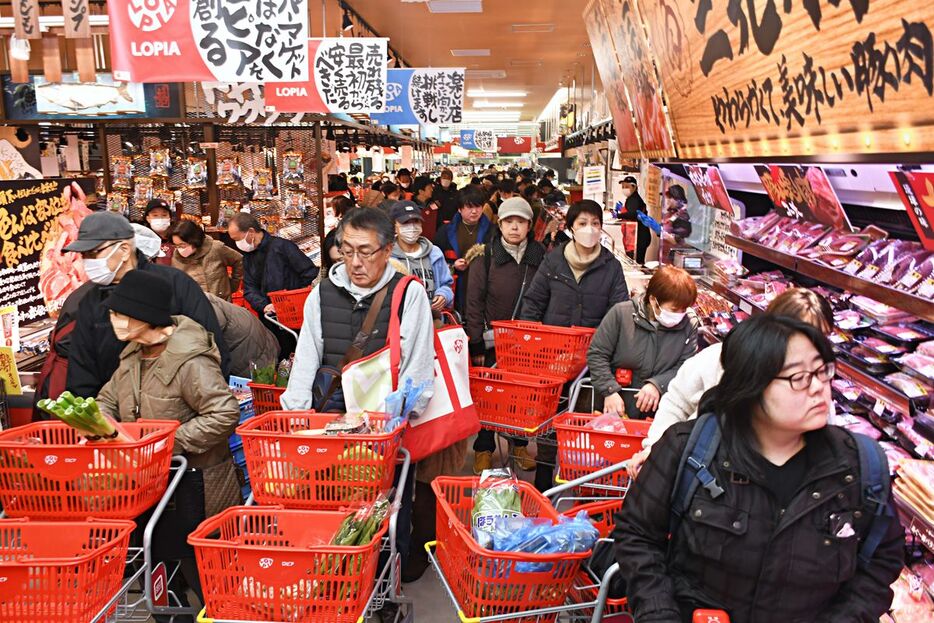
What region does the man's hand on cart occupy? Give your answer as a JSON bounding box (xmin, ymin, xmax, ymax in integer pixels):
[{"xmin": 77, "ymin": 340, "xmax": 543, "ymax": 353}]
[
  {"xmin": 430, "ymin": 295, "xmax": 447, "ymax": 312},
  {"xmin": 627, "ymin": 448, "xmax": 648, "ymax": 479},
  {"xmin": 263, "ymin": 302, "xmax": 275, "ymax": 315},
  {"xmin": 635, "ymin": 383, "xmax": 660, "ymax": 413}
]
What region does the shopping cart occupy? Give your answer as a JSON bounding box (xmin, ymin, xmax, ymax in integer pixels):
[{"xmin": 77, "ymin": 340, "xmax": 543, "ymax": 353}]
[
  {"xmin": 554, "ymin": 411, "xmax": 647, "ymax": 496},
  {"xmin": 470, "ymin": 368, "xmax": 565, "ymax": 438}
]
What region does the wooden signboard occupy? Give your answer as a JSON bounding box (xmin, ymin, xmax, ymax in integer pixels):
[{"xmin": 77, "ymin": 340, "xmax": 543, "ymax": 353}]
[
  {"xmin": 63, "ymin": 0, "xmax": 91, "ymax": 39},
  {"xmin": 637, "ymin": 0, "xmax": 934, "ymax": 157},
  {"xmin": 12, "ymin": 0, "xmax": 41, "ymax": 40}
]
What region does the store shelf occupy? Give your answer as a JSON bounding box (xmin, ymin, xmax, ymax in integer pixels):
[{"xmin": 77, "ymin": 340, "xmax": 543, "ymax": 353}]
[
  {"xmin": 895, "ymin": 492, "xmax": 934, "ymax": 555},
  {"xmin": 724, "ymin": 235, "xmax": 934, "ymax": 322},
  {"xmin": 709, "ymin": 281, "xmax": 765, "ymax": 316}
]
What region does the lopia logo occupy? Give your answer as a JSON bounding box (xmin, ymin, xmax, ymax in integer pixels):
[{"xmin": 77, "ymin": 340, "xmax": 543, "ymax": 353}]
[
  {"xmin": 297, "ymin": 445, "xmax": 310, "ymax": 456},
  {"xmin": 453, "ymin": 339, "xmax": 464, "ymax": 354},
  {"xmin": 604, "ymin": 440, "xmax": 615, "ymax": 449},
  {"xmin": 44, "ymin": 454, "xmax": 58, "ymax": 465},
  {"xmin": 128, "ymin": 0, "xmax": 177, "ymax": 32},
  {"xmin": 386, "ymin": 81, "xmax": 403, "ymax": 101},
  {"xmin": 258, "ymin": 557, "xmax": 274, "ymax": 569},
  {"xmin": 514, "ymin": 137, "xmax": 524, "ymax": 145}
]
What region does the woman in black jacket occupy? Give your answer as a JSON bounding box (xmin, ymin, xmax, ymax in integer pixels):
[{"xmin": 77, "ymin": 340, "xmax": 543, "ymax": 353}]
[
  {"xmin": 613, "ymin": 315, "xmax": 904, "ymax": 623},
  {"xmin": 520, "ymin": 199, "xmax": 629, "ymax": 490}
]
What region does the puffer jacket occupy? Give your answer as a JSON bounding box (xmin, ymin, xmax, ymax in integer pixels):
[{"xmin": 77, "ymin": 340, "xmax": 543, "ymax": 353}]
[
  {"xmin": 613, "ymin": 420, "xmax": 905, "ymax": 623},
  {"xmin": 587, "ymin": 294, "xmax": 698, "ymax": 418},
  {"xmin": 519, "ymin": 242, "xmax": 629, "ymax": 328},
  {"xmin": 206, "ymin": 294, "xmax": 279, "ymax": 378},
  {"xmin": 171, "ymin": 235, "xmax": 243, "ymax": 301},
  {"xmin": 97, "ymin": 316, "xmax": 242, "ymax": 517},
  {"xmin": 241, "ymin": 231, "xmax": 319, "ymax": 314}
]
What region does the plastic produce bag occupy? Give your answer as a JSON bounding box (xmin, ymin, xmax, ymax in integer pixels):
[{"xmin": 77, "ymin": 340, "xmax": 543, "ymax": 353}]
[
  {"xmin": 471, "ymin": 468, "xmax": 522, "ymax": 547},
  {"xmin": 587, "ymin": 413, "xmax": 633, "ymax": 434},
  {"xmin": 486, "ymin": 511, "xmax": 599, "ymax": 572}
]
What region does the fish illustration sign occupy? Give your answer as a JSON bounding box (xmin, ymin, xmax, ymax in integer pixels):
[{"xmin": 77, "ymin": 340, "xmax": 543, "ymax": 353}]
[
  {"xmin": 371, "ymin": 68, "xmax": 465, "ymax": 126},
  {"xmin": 108, "ymin": 0, "xmax": 310, "ymax": 83},
  {"xmin": 264, "ymin": 38, "xmax": 389, "ymax": 114}
]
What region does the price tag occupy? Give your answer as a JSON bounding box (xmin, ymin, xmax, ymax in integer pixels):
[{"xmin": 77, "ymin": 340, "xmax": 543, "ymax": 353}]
[
  {"xmin": 739, "ymin": 300, "xmax": 753, "ymax": 315},
  {"xmin": 916, "ymin": 441, "xmax": 932, "ymax": 458},
  {"xmin": 873, "ymin": 399, "xmax": 886, "ymax": 416}
]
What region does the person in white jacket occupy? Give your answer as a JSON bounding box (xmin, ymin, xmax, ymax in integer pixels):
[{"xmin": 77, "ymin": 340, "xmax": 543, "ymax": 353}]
[{"xmin": 630, "ymin": 287, "xmax": 834, "ymax": 476}]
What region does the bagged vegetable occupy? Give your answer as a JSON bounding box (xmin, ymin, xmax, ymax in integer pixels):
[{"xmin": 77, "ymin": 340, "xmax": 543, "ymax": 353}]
[
  {"xmin": 471, "ymin": 468, "xmax": 522, "ymax": 547},
  {"xmin": 251, "ymin": 362, "xmax": 276, "ymax": 385},
  {"xmin": 276, "ymin": 357, "xmax": 294, "ymax": 388}
]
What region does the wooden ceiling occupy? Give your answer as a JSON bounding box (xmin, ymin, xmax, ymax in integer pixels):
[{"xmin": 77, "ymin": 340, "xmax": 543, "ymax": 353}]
[{"xmin": 337, "ymin": 0, "xmax": 594, "ymax": 122}]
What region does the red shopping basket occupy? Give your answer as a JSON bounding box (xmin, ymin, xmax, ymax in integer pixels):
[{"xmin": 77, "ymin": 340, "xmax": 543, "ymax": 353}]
[
  {"xmin": 237, "ymin": 411, "xmax": 405, "ymax": 509},
  {"xmin": 0, "ymin": 420, "xmax": 178, "ymax": 519},
  {"xmin": 470, "ymin": 368, "xmax": 564, "ymax": 436},
  {"xmin": 432, "ymin": 476, "xmax": 592, "ymax": 623},
  {"xmin": 247, "ymin": 382, "xmax": 286, "ymax": 415},
  {"xmin": 189, "ymin": 506, "xmax": 387, "ymax": 623},
  {"xmin": 0, "ymin": 517, "xmax": 134, "ymax": 622},
  {"xmin": 492, "ymin": 320, "xmax": 596, "ymax": 381},
  {"xmin": 231, "ymin": 290, "xmax": 258, "ymax": 317},
  {"xmin": 555, "ymin": 413, "xmax": 649, "ymax": 489},
  {"xmin": 268, "ymin": 286, "xmax": 312, "ymax": 330}
]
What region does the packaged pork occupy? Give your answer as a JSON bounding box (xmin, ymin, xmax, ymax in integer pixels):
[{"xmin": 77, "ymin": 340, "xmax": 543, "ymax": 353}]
[
  {"xmin": 800, "ymin": 225, "xmax": 887, "ymax": 267},
  {"xmin": 897, "ymin": 353, "xmax": 934, "ymax": 384},
  {"xmin": 895, "ymin": 254, "xmax": 934, "ymax": 295}
]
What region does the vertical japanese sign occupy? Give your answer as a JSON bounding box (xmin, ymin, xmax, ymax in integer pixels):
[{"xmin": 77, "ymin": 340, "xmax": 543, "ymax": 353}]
[
  {"xmin": 13, "ymin": 0, "xmax": 41, "ymax": 40},
  {"xmin": 754, "ymin": 165, "xmax": 851, "ymax": 231},
  {"xmin": 265, "ymin": 38, "xmax": 388, "ymax": 113},
  {"xmin": 640, "ymin": 0, "xmax": 934, "ymax": 157},
  {"xmin": 371, "ymin": 68, "xmax": 466, "ymax": 125},
  {"xmin": 63, "ymin": 0, "xmax": 91, "ymax": 38},
  {"xmin": 889, "ymin": 170, "xmax": 934, "ymax": 251},
  {"xmin": 0, "ymin": 179, "xmax": 70, "ymax": 324},
  {"xmin": 583, "ymin": 0, "xmax": 641, "ymax": 156},
  {"xmin": 685, "ymin": 164, "xmax": 735, "ymax": 216},
  {"xmin": 108, "ymin": 0, "xmax": 310, "ymax": 83}
]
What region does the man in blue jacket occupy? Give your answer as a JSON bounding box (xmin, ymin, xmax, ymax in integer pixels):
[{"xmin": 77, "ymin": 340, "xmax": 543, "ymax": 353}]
[
  {"xmin": 433, "ymin": 186, "xmax": 493, "ymax": 314},
  {"xmin": 227, "ymin": 212, "xmax": 319, "ymax": 357}
]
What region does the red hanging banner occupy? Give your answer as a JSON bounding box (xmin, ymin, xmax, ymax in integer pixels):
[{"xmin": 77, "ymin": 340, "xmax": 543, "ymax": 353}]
[
  {"xmin": 496, "ymin": 136, "xmax": 532, "ymax": 154},
  {"xmin": 889, "ymin": 170, "xmax": 934, "ymax": 252}
]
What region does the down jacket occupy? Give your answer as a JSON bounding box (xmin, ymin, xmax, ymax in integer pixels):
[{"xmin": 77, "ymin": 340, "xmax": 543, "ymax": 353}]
[
  {"xmin": 206, "ymin": 294, "xmax": 279, "ymax": 378},
  {"xmin": 242, "ymin": 231, "xmax": 319, "ymax": 314},
  {"xmin": 613, "ymin": 420, "xmax": 905, "ymax": 623},
  {"xmin": 519, "ymin": 242, "xmax": 629, "ymax": 328},
  {"xmin": 171, "ymin": 234, "xmax": 243, "ymax": 301},
  {"xmin": 97, "ymin": 316, "xmax": 242, "ymax": 517}
]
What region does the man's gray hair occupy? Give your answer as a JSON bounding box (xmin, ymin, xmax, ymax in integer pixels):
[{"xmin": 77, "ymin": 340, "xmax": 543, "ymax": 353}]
[{"xmin": 341, "ymin": 208, "xmax": 395, "ymax": 247}]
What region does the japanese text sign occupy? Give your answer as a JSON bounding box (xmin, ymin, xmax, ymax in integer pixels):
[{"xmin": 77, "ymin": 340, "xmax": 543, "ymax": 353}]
[
  {"xmin": 109, "ymin": 0, "xmax": 310, "ymax": 83},
  {"xmin": 686, "ymin": 164, "xmax": 735, "ymax": 216},
  {"xmin": 460, "ymin": 130, "xmax": 497, "ymax": 152},
  {"xmin": 63, "ymin": 0, "xmax": 91, "ymax": 38},
  {"xmin": 889, "ymin": 170, "xmax": 934, "ymax": 251},
  {"xmin": 265, "ymin": 38, "xmax": 388, "ymax": 114},
  {"xmin": 371, "ymin": 68, "xmax": 465, "ymax": 125},
  {"xmin": 754, "ymin": 165, "xmax": 852, "ymax": 231},
  {"xmin": 13, "ymin": 0, "xmax": 40, "ymax": 40}
]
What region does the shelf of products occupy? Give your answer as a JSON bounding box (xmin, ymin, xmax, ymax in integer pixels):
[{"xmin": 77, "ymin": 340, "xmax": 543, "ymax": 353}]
[{"xmin": 725, "ymin": 234, "xmax": 934, "ymax": 323}]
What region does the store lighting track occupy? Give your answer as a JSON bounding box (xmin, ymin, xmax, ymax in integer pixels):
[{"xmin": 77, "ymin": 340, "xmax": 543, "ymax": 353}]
[
  {"xmin": 473, "ymin": 101, "xmax": 523, "ymax": 108},
  {"xmin": 451, "ymin": 49, "xmax": 491, "ymax": 57},
  {"xmin": 467, "ymin": 89, "xmax": 528, "ymax": 98},
  {"xmin": 511, "ymin": 23, "xmax": 555, "ymax": 33},
  {"xmin": 428, "ymin": 0, "xmax": 483, "ymax": 13}
]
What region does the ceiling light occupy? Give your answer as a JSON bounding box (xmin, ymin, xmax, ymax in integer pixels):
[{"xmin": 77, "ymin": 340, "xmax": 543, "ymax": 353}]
[
  {"xmin": 473, "ymin": 101, "xmax": 523, "ymax": 108},
  {"xmin": 466, "ymin": 69, "xmax": 506, "ymax": 79},
  {"xmin": 467, "ymin": 89, "xmax": 527, "ymax": 98},
  {"xmin": 341, "ymin": 9, "xmax": 353, "ymax": 31},
  {"xmin": 451, "ymin": 49, "xmax": 490, "ymax": 57},
  {"xmin": 511, "ymin": 23, "xmax": 554, "ymax": 33},
  {"xmin": 462, "ymin": 111, "xmax": 521, "ymax": 121},
  {"xmin": 509, "ymin": 59, "xmax": 543, "ymax": 67},
  {"xmin": 428, "ymin": 0, "xmax": 482, "ymax": 13}
]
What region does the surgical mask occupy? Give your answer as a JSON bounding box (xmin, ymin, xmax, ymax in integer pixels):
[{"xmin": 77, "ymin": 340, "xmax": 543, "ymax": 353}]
[
  {"xmin": 235, "ymin": 232, "xmax": 256, "ymax": 253},
  {"xmin": 440, "ymin": 178, "xmax": 452, "ymax": 188},
  {"xmin": 399, "ymin": 181, "xmax": 410, "ymax": 189},
  {"xmin": 111, "ymin": 313, "xmax": 173, "ymax": 345},
  {"xmin": 176, "ymin": 245, "xmax": 195, "ymax": 258},
  {"xmin": 621, "ymin": 188, "xmax": 632, "ymax": 198},
  {"xmin": 84, "ymin": 244, "xmax": 125, "ymax": 286},
  {"xmin": 652, "ymin": 297, "xmax": 686, "ymax": 328},
  {"xmin": 148, "ymin": 218, "xmax": 170, "ymax": 232},
  {"xmin": 398, "ymin": 223, "xmax": 422, "ymax": 244},
  {"xmin": 572, "ymin": 226, "xmax": 601, "ymax": 249}
]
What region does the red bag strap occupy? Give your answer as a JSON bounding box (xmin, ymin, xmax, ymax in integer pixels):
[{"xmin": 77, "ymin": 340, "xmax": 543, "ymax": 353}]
[{"xmin": 388, "ymin": 275, "xmax": 419, "ymax": 389}]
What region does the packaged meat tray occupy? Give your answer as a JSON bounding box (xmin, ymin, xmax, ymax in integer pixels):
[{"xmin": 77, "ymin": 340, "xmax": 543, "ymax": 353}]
[
  {"xmin": 851, "ymin": 295, "xmax": 917, "ymax": 324},
  {"xmin": 893, "ymin": 252, "xmax": 934, "ymax": 294},
  {"xmin": 858, "ymin": 336, "xmax": 910, "ymax": 357},
  {"xmin": 884, "ymin": 372, "xmax": 931, "ymax": 399},
  {"xmin": 896, "ymin": 353, "xmax": 934, "ymax": 384},
  {"xmin": 833, "ymin": 309, "xmax": 875, "ymax": 332},
  {"xmin": 800, "ymin": 225, "xmax": 887, "ymax": 267},
  {"xmin": 839, "ymin": 343, "xmax": 897, "ymax": 376},
  {"xmin": 919, "ymin": 341, "xmax": 934, "ymax": 357},
  {"xmin": 873, "ymin": 323, "xmax": 934, "ymax": 346}
]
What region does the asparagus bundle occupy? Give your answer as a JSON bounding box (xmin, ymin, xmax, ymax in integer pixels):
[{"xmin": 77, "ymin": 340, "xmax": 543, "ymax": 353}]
[{"xmin": 37, "ymin": 392, "xmax": 133, "ymax": 442}]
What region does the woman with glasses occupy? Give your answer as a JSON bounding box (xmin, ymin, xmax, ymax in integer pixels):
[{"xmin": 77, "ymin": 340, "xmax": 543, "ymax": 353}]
[{"xmin": 613, "ymin": 314, "xmax": 904, "ymax": 623}]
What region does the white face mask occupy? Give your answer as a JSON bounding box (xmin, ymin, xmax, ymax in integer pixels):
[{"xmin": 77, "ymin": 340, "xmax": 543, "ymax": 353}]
[
  {"xmin": 84, "ymin": 244, "xmax": 125, "ymax": 286},
  {"xmin": 572, "ymin": 226, "xmax": 601, "ymax": 249},
  {"xmin": 652, "ymin": 297, "xmax": 686, "ymax": 328},
  {"xmin": 621, "ymin": 188, "xmax": 632, "ymax": 198},
  {"xmin": 148, "ymin": 218, "xmax": 170, "ymax": 232},
  {"xmin": 398, "ymin": 223, "xmax": 422, "ymax": 244},
  {"xmin": 235, "ymin": 232, "xmax": 256, "ymax": 253},
  {"xmin": 176, "ymin": 245, "xmax": 195, "ymax": 258}
]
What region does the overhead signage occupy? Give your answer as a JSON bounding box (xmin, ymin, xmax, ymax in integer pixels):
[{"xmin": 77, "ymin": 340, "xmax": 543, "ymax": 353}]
[
  {"xmin": 754, "ymin": 165, "xmax": 852, "ymax": 231},
  {"xmin": 63, "ymin": 0, "xmax": 91, "ymax": 39},
  {"xmin": 371, "ymin": 68, "xmax": 466, "ymax": 126},
  {"xmin": 108, "ymin": 0, "xmax": 310, "ymax": 83},
  {"xmin": 889, "ymin": 170, "xmax": 934, "ymax": 251},
  {"xmin": 638, "ymin": 0, "xmax": 934, "ymax": 157},
  {"xmin": 496, "ymin": 136, "xmax": 532, "ymax": 154},
  {"xmin": 685, "ymin": 164, "xmax": 735, "ymax": 216},
  {"xmin": 13, "ymin": 0, "xmax": 40, "ymax": 40},
  {"xmin": 460, "ymin": 130, "xmax": 497, "ymax": 152},
  {"xmin": 265, "ymin": 38, "xmax": 388, "ymax": 114}
]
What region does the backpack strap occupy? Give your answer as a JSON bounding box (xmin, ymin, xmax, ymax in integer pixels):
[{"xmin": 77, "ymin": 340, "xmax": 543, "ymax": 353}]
[
  {"xmin": 669, "ymin": 413, "xmax": 725, "ymax": 539},
  {"xmin": 849, "ymin": 431, "xmax": 894, "ymax": 569}
]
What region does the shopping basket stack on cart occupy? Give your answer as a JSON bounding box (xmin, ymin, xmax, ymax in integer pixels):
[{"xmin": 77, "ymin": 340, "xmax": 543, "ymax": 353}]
[
  {"xmin": 470, "ymin": 321, "xmax": 596, "ymax": 439},
  {"xmin": 0, "ymin": 420, "xmax": 181, "ymax": 622},
  {"xmin": 554, "ymin": 412, "xmax": 648, "ymax": 495},
  {"xmin": 190, "ymin": 409, "xmax": 411, "ymax": 623}
]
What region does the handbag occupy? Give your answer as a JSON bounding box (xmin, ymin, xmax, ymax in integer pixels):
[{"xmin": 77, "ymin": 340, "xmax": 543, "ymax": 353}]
[
  {"xmin": 341, "ymin": 276, "xmax": 479, "ymax": 462},
  {"xmin": 311, "ymin": 283, "xmax": 390, "ymax": 412}
]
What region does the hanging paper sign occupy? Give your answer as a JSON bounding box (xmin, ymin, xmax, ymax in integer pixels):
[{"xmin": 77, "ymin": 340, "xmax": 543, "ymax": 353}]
[
  {"xmin": 13, "ymin": 0, "xmax": 41, "ymax": 40},
  {"xmin": 0, "ymin": 347, "xmax": 22, "ymax": 397},
  {"xmin": 685, "ymin": 164, "xmax": 735, "ymax": 216},
  {"xmin": 371, "ymin": 68, "xmax": 466, "ymax": 125},
  {"xmin": 496, "ymin": 136, "xmax": 532, "ymax": 154},
  {"xmin": 889, "ymin": 171, "xmax": 934, "ymax": 251},
  {"xmin": 108, "ymin": 0, "xmax": 310, "ymax": 83},
  {"xmin": 754, "ymin": 165, "xmax": 852, "ymax": 231},
  {"xmin": 460, "ymin": 130, "xmax": 497, "ymax": 152},
  {"xmin": 265, "ymin": 38, "xmax": 388, "ymax": 114},
  {"xmin": 583, "ymin": 166, "xmax": 606, "ymax": 200},
  {"xmin": 639, "ymin": 0, "xmax": 934, "ymax": 157},
  {"xmin": 63, "ymin": 0, "xmax": 91, "ymax": 39}
]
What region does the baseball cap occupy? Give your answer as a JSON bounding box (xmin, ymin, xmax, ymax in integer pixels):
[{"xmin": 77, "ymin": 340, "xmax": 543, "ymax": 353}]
[
  {"xmin": 621, "ymin": 176, "xmax": 638, "ymax": 185},
  {"xmin": 497, "ymin": 197, "xmax": 534, "ymax": 222},
  {"xmin": 143, "ymin": 198, "xmax": 172, "ymax": 217},
  {"xmin": 389, "ymin": 200, "xmax": 424, "ymax": 223},
  {"xmin": 396, "ymin": 168, "xmax": 412, "ymax": 177},
  {"xmin": 64, "ymin": 211, "xmax": 134, "ymax": 253}
]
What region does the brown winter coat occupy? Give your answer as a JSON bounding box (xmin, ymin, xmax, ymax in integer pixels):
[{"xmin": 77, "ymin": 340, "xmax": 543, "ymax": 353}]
[
  {"xmin": 97, "ymin": 316, "xmax": 242, "ymax": 517},
  {"xmin": 206, "ymin": 293, "xmax": 280, "ymax": 378},
  {"xmin": 171, "ymin": 235, "xmax": 243, "ymax": 301}
]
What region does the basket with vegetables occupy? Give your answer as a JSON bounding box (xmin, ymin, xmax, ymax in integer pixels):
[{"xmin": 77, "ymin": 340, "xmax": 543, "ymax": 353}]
[
  {"xmin": 0, "ymin": 406, "xmax": 178, "ymax": 519},
  {"xmin": 236, "ymin": 411, "xmax": 405, "ymax": 509},
  {"xmin": 189, "ymin": 503, "xmax": 388, "ymax": 623},
  {"xmin": 248, "ymin": 358, "xmax": 293, "ymax": 415}
]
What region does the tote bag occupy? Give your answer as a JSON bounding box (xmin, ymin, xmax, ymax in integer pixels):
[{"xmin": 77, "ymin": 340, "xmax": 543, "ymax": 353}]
[{"xmin": 341, "ymin": 276, "xmax": 479, "ymax": 462}]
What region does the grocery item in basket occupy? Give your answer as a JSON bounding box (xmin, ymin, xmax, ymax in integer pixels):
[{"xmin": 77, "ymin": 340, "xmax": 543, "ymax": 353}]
[
  {"xmin": 37, "ymin": 392, "xmax": 131, "ymax": 441},
  {"xmin": 487, "ymin": 511, "xmax": 599, "ymax": 572},
  {"xmin": 276, "ymin": 356, "xmax": 293, "ymax": 388},
  {"xmin": 251, "ymin": 362, "xmax": 276, "ymax": 385},
  {"xmin": 472, "ymin": 468, "xmax": 522, "ymax": 547},
  {"xmin": 331, "ymin": 494, "xmax": 391, "ymax": 546},
  {"xmin": 587, "ymin": 412, "xmax": 633, "ymax": 434},
  {"xmin": 324, "ymin": 412, "xmax": 371, "ymax": 435}
]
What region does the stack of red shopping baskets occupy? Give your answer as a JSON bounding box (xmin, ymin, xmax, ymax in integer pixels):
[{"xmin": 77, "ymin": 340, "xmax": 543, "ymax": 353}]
[
  {"xmin": 432, "ymin": 476, "xmax": 593, "ymax": 622},
  {"xmin": 267, "ymin": 286, "xmax": 312, "ymax": 331},
  {"xmin": 554, "ymin": 412, "xmax": 650, "ymax": 491},
  {"xmin": 470, "ymin": 321, "xmax": 596, "ymax": 437},
  {"xmin": 0, "ymin": 420, "xmax": 178, "ymax": 622},
  {"xmin": 189, "ymin": 410, "xmax": 407, "ymax": 622}
]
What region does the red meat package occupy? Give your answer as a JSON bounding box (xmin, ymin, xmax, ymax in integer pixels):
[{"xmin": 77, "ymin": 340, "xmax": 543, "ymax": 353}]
[
  {"xmin": 39, "ymin": 182, "xmax": 92, "ymax": 317},
  {"xmin": 774, "ymin": 221, "xmax": 829, "ymax": 254},
  {"xmin": 800, "ymin": 225, "xmax": 887, "ymax": 267},
  {"xmin": 896, "ymin": 254, "xmax": 934, "ymax": 294},
  {"xmin": 889, "ymin": 569, "xmax": 934, "ymax": 623},
  {"xmin": 844, "ymin": 239, "xmax": 889, "ymax": 276},
  {"xmin": 857, "ymin": 240, "xmax": 923, "ymax": 284}
]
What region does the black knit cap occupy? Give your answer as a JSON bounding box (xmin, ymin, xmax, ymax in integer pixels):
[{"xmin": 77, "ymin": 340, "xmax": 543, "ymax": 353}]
[{"xmin": 103, "ymin": 269, "xmax": 173, "ymax": 327}]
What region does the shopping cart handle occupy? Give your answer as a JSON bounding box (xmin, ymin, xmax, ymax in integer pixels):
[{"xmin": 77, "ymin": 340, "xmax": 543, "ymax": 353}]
[
  {"xmin": 424, "ymin": 540, "xmax": 437, "ymax": 553},
  {"xmin": 196, "ymin": 608, "xmax": 213, "ymax": 623}
]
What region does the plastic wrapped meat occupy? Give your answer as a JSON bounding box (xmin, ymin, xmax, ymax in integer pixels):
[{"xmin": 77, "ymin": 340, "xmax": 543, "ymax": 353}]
[
  {"xmin": 896, "ymin": 254, "xmax": 934, "ymax": 294},
  {"xmin": 897, "ymin": 353, "xmax": 934, "ymax": 383},
  {"xmin": 884, "ymin": 372, "xmax": 930, "ymax": 398},
  {"xmin": 844, "ymin": 239, "xmax": 889, "ymax": 276},
  {"xmin": 805, "ymin": 166, "xmax": 848, "ymax": 231},
  {"xmin": 732, "ymin": 211, "xmax": 785, "ymax": 239},
  {"xmin": 801, "ymin": 225, "xmax": 887, "ymax": 267},
  {"xmin": 860, "ymin": 240, "xmax": 923, "ymax": 285},
  {"xmin": 833, "ymin": 310, "xmax": 874, "ymax": 332},
  {"xmin": 888, "ymin": 248, "xmax": 932, "ymax": 287},
  {"xmin": 879, "ymin": 442, "xmax": 913, "ymax": 471},
  {"xmin": 832, "ymin": 413, "xmax": 882, "ymax": 439},
  {"xmin": 38, "ymin": 182, "xmax": 92, "ymax": 318},
  {"xmin": 859, "ymin": 337, "xmax": 908, "ymax": 356},
  {"xmin": 918, "ymin": 341, "xmax": 934, "ymax": 357}
]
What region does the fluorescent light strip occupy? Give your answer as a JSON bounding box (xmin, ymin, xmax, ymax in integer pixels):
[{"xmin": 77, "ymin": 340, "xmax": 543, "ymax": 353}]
[
  {"xmin": 473, "ymin": 101, "xmax": 523, "ymax": 108},
  {"xmin": 467, "ymin": 89, "xmax": 528, "ymax": 98}
]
